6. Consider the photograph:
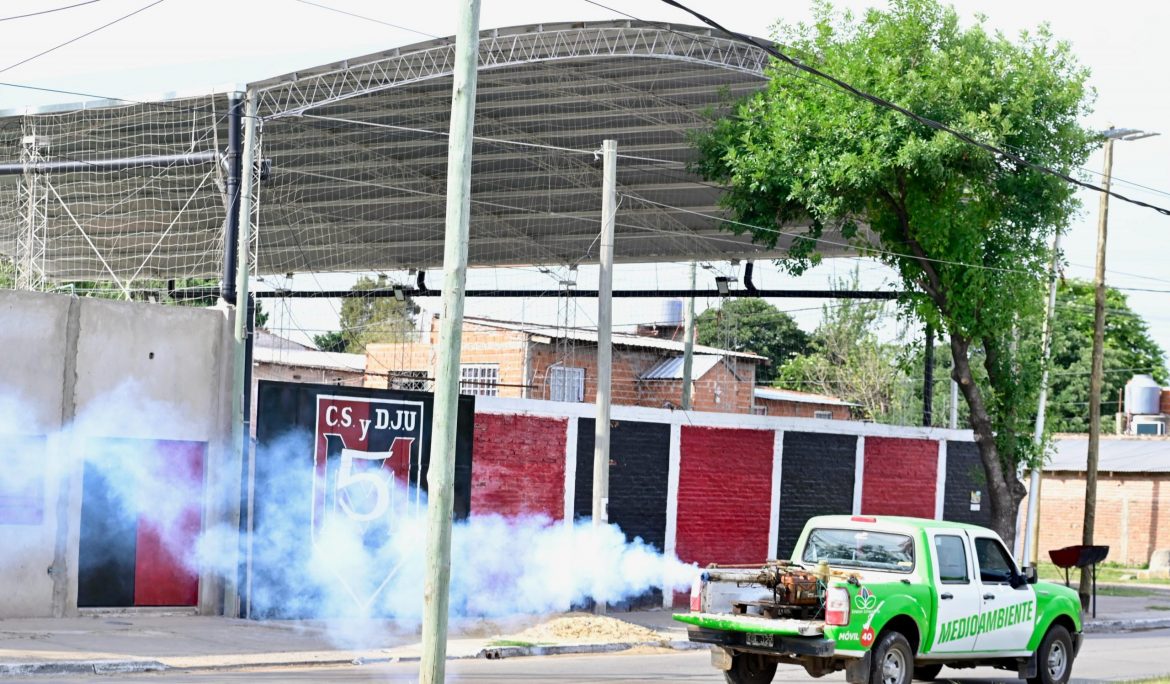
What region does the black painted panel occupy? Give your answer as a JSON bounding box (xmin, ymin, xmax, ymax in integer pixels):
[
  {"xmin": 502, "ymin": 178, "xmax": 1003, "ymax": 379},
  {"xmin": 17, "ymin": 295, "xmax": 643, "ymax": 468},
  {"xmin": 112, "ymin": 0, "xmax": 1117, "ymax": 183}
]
[
  {"xmin": 943, "ymin": 441, "xmax": 992, "ymax": 526},
  {"xmin": 575, "ymin": 418, "xmax": 671, "ymax": 609},
  {"xmin": 77, "ymin": 452, "xmax": 136, "ymax": 608},
  {"xmin": 776, "ymin": 432, "xmax": 857, "ymax": 560}
]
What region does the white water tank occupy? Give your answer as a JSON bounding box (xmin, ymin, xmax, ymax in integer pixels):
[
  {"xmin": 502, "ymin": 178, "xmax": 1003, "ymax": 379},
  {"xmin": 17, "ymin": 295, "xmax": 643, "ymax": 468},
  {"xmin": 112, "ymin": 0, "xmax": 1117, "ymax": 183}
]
[
  {"xmin": 660, "ymin": 298, "xmax": 684, "ymax": 326},
  {"xmin": 1125, "ymin": 374, "xmax": 1162, "ymax": 416}
]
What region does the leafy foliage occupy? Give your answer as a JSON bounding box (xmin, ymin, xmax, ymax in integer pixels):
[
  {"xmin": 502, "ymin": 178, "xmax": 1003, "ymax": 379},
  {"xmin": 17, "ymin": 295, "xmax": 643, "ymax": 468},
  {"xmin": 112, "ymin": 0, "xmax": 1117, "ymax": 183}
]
[
  {"xmin": 1047, "ymin": 279, "xmax": 1168, "ymax": 432},
  {"xmin": 315, "ymin": 275, "xmax": 420, "ymax": 354},
  {"xmin": 695, "ymin": 298, "xmax": 810, "ymax": 383},
  {"xmin": 692, "ymin": 0, "xmax": 1095, "ymax": 543}
]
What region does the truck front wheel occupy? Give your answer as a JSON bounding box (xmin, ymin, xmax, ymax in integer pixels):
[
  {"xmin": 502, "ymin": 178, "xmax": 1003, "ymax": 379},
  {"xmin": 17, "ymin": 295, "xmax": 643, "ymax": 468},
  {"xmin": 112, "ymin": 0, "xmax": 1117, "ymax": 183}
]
[
  {"xmin": 724, "ymin": 653, "xmax": 777, "ymax": 684},
  {"xmin": 1027, "ymin": 625, "xmax": 1074, "ymax": 684},
  {"xmin": 869, "ymin": 632, "xmax": 913, "ymax": 684}
]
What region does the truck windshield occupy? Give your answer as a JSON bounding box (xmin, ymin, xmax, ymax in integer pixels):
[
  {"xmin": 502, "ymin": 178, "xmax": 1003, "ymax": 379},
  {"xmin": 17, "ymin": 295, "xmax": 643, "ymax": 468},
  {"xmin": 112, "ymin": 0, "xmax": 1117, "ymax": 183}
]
[{"xmin": 801, "ymin": 528, "xmax": 915, "ymax": 573}]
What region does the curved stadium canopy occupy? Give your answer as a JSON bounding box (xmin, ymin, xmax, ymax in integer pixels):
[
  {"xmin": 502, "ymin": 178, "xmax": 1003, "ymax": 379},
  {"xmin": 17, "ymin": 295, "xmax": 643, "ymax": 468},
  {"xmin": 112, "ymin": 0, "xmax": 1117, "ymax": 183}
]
[{"xmin": 0, "ymin": 20, "xmax": 860, "ymax": 284}]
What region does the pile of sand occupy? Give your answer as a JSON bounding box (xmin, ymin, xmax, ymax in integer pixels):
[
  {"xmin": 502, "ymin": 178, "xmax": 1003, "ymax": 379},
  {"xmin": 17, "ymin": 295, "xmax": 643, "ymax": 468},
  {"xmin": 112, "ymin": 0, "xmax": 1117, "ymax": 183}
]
[{"xmin": 503, "ymin": 613, "xmax": 666, "ymax": 644}]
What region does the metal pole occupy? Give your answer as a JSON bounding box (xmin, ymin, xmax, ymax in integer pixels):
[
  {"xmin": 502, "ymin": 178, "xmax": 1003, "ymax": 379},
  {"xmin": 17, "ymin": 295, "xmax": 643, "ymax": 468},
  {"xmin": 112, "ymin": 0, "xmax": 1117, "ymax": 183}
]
[
  {"xmin": 681, "ymin": 261, "xmax": 696, "ymax": 410},
  {"xmin": 1082, "ymin": 135, "xmax": 1114, "ymax": 607},
  {"xmin": 1023, "ymin": 231, "xmax": 1062, "ymax": 568},
  {"xmin": 949, "ymin": 379, "xmax": 959, "ymax": 429},
  {"xmin": 420, "ymin": 1, "xmax": 479, "ymax": 680},
  {"xmin": 227, "ymin": 89, "xmax": 259, "ymax": 617},
  {"xmin": 923, "ymin": 324, "xmax": 934, "ymax": 427},
  {"xmin": 592, "ymin": 139, "xmax": 617, "ymax": 615},
  {"xmin": 221, "ymin": 93, "xmax": 243, "ymax": 303}
]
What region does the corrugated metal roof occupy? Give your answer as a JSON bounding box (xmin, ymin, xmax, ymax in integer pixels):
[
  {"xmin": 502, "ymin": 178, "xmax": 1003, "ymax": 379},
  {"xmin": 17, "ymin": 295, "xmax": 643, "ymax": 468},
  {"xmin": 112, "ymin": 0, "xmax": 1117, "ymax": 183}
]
[
  {"xmin": 464, "ymin": 317, "xmax": 766, "ymax": 361},
  {"xmin": 754, "ymin": 387, "xmax": 857, "ymax": 407},
  {"xmin": 640, "ymin": 354, "xmax": 722, "ymax": 380},
  {"xmin": 1047, "ymin": 436, "xmax": 1170, "ymax": 473},
  {"xmin": 253, "ymin": 347, "xmax": 366, "ymax": 373}
]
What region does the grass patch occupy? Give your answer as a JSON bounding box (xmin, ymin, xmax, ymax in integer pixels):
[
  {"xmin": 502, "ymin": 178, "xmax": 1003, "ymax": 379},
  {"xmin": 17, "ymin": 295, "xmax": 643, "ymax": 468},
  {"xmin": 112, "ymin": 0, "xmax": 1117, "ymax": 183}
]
[
  {"xmin": 1147, "ymin": 605, "xmax": 1170, "ymax": 611},
  {"xmin": 1037, "ymin": 562, "xmax": 1170, "ymax": 586},
  {"xmin": 487, "ymin": 639, "xmax": 551, "ymax": 648},
  {"xmin": 1096, "ymin": 586, "xmax": 1157, "ymax": 597}
]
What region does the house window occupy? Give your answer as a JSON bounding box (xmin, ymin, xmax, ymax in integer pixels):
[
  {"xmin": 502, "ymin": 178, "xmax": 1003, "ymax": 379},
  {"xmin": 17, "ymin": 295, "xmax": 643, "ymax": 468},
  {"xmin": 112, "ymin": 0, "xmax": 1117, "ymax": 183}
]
[
  {"xmin": 459, "ymin": 364, "xmax": 499, "ymax": 396},
  {"xmin": 549, "ymin": 366, "xmax": 585, "ymax": 402},
  {"xmin": 814, "ymin": 410, "xmax": 833, "ymax": 420},
  {"xmin": 752, "ymin": 406, "xmax": 768, "ymax": 416},
  {"xmin": 390, "ymin": 370, "xmax": 430, "ymax": 392}
]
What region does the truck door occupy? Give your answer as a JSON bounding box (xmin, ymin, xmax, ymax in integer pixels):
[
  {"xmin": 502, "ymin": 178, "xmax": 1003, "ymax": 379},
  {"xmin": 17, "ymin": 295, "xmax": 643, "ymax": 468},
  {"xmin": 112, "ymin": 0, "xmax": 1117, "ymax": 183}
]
[
  {"xmin": 972, "ymin": 535, "xmax": 1037, "ymax": 654},
  {"xmin": 925, "ymin": 531, "xmax": 981, "ymax": 654}
]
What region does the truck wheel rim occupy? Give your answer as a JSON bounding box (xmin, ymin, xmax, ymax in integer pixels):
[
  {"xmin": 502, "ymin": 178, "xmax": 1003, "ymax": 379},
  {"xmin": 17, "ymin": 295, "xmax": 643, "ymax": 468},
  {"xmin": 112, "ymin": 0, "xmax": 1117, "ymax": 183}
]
[
  {"xmin": 881, "ymin": 649, "xmax": 905, "ymax": 684},
  {"xmin": 1047, "ymin": 641, "xmax": 1067, "ymax": 679}
]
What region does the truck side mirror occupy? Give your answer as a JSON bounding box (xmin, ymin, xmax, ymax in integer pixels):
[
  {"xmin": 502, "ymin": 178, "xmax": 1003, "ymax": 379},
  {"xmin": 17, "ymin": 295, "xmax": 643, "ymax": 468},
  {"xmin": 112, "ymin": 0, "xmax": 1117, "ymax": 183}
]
[
  {"xmin": 1012, "ymin": 566, "xmax": 1038, "ymax": 587},
  {"xmin": 1024, "ymin": 565, "xmax": 1038, "ymax": 584}
]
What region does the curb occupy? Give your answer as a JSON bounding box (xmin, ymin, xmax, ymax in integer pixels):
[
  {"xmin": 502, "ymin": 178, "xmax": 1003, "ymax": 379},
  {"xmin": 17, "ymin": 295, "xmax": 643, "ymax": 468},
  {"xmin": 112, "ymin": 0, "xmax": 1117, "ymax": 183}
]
[
  {"xmin": 476, "ymin": 638, "xmax": 705, "ymax": 660},
  {"xmin": 0, "ymin": 660, "xmax": 166, "ymax": 677},
  {"xmin": 1084, "ymin": 617, "xmax": 1170, "ymax": 634}
]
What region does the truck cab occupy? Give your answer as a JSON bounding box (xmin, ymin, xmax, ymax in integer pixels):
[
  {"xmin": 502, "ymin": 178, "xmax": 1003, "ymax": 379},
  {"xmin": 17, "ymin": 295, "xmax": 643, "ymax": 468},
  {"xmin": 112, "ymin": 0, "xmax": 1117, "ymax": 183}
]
[{"xmin": 676, "ymin": 515, "xmax": 1083, "ymax": 684}]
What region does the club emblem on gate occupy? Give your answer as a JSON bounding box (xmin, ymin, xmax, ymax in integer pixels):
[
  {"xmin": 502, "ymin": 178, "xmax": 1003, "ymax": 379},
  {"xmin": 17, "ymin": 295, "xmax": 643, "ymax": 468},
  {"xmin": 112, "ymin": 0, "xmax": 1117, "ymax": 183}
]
[{"xmin": 312, "ymin": 395, "xmax": 426, "ymax": 609}]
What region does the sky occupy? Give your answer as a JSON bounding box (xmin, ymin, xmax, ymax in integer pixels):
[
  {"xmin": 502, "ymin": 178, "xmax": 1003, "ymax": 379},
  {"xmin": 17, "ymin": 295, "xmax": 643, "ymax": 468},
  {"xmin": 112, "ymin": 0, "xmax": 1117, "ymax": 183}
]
[{"xmin": 3, "ymin": 0, "xmax": 1169, "ymax": 361}]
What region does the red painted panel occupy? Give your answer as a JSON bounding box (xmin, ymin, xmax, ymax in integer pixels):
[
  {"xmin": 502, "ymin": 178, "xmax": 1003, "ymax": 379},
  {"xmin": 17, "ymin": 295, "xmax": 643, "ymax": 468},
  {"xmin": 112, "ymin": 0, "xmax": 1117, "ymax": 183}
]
[
  {"xmin": 134, "ymin": 441, "xmax": 206, "ymax": 607},
  {"xmin": 471, "ymin": 414, "xmax": 566, "ymax": 519},
  {"xmin": 676, "ymin": 426, "xmax": 774, "ymax": 567},
  {"xmin": 861, "ymin": 437, "xmax": 937, "ymax": 518}
]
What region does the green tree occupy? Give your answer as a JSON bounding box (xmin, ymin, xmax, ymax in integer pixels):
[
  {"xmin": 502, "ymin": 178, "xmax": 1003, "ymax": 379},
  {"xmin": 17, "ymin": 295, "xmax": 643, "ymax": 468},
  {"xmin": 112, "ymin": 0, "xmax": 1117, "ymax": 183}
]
[
  {"xmin": 315, "ymin": 275, "xmax": 420, "ymax": 354},
  {"xmin": 1047, "ymin": 279, "xmax": 1167, "ymax": 432},
  {"xmin": 696, "ymin": 298, "xmax": 810, "ymax": 383},
  {"xmin": 692, "ymin": 0, "xmax": 1095, "ymax": 543}
]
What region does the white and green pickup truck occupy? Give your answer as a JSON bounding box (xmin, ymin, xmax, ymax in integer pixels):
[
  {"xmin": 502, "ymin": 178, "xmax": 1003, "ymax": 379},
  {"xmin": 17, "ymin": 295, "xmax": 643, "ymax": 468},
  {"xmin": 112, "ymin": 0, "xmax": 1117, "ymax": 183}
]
[{"xmin": 676, "ymin": 515, "xmax": 1083, "ymax": 684}]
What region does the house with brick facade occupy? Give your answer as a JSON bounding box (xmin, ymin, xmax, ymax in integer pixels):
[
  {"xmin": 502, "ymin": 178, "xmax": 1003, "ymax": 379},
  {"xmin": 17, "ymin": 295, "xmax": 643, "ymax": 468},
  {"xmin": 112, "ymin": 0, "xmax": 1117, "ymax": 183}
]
[
  {"xmin": 752, "ymin": 387, "xmax": 857, "ymax": 420},
  {"xmin": 365, "ymin": 315, "xmax": 772, "ymax": 413},
  {"xmin": 249, "ymin": 329, "xmax": 365, "ymax": 433},
  {"xmin": 1027, "ymin": 434, "xmax": 1170, "ymax": 567}
]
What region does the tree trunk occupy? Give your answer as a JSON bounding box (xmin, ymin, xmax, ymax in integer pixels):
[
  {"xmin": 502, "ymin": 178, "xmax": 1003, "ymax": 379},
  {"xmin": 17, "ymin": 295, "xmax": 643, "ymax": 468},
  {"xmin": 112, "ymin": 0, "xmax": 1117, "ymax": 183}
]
[{"xmin": 949, "ymin": 333, "xmax": 1026, "ymax": 547}]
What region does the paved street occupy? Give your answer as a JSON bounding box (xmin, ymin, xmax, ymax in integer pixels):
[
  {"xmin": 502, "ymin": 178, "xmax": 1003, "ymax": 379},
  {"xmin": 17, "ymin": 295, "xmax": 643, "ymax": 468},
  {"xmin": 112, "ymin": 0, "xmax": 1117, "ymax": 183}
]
[{"xmin": 7, "ymin": 629, "xmax": 1169, "ymax": 683}]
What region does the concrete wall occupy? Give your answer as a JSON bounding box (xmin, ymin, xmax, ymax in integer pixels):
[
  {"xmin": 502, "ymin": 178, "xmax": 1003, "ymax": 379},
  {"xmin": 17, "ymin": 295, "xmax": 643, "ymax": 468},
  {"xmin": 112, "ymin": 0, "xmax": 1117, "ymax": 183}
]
[{"xmin": 0, "ymin": 291, "xmax": 234, "ymax": 618}]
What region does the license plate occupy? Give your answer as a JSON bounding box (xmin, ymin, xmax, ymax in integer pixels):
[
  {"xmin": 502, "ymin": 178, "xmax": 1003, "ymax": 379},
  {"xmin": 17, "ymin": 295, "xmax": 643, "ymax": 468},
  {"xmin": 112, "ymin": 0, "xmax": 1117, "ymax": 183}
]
[{"xmin": 745, "ymin": 633, "xmax": 774, "ymax": 647}]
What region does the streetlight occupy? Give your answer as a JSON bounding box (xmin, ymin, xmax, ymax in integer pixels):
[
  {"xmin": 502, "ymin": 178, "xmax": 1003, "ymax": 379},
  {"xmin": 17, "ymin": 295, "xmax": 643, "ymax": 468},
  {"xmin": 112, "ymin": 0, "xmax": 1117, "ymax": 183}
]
[{"xmin": 1081, "ymin": 125, "xmax": 1159, "ymax": 608}]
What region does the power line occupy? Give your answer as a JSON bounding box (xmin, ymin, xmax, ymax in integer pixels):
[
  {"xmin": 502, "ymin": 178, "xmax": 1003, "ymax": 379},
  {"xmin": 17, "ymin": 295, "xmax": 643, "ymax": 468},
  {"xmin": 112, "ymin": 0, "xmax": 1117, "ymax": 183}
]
[
  {"xmin": 0, "ymin": 0, "xmax": 168, "ymax": 77},
  {"xmin": 655, "ymin": 0, "xmax": 1170, "ymax": 217},
  {"xmin": 289, "ymin": 0, "xmax": 438, "ymax": 39},
  {"xmin": 0, "ymin": 0, "xmax": 103, "ymax": 22}
]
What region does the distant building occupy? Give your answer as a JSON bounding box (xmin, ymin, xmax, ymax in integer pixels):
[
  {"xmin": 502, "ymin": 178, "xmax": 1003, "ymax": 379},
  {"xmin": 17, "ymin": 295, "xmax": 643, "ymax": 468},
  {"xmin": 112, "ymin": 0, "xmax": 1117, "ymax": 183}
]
[
  {"xmin": 365, "ymin": 316, "xmax": 765, "ymax": 413},
  {"xmin": 1027, "ymin": 434, "xmax": 1170, "ymax": 567},
  {"xmin": 752, "ymin": 387, "xmax": 857, "ymax": 420},
  {"xmin": 249, "ymin": 329, "xmax": 365, "ymax": 433}
]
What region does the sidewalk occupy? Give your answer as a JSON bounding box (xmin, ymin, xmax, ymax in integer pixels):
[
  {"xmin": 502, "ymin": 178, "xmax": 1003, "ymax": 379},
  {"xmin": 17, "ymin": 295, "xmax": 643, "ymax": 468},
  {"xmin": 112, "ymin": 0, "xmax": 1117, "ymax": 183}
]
[{"xmin": 0, "ymin": 593, "xmax": 1166, "ymax": 677}]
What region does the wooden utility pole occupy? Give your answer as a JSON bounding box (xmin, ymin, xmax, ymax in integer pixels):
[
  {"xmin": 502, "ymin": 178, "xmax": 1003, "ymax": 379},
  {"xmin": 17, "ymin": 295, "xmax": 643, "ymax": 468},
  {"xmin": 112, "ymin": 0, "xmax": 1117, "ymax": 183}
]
[
  {"xmin": 592, "ymin": 139, "xmax": 617, "ymax": 615},
  {"xmin": 1081, "ymin": 132, "xmax": 1114, "ymax": 607},
  {"xmin": 420, "ymin": 0, "xmax": 480, "ymax": 680},
  {"xmin": 681, "ymin": 261, "xmax": 696, "ymax": 410}
]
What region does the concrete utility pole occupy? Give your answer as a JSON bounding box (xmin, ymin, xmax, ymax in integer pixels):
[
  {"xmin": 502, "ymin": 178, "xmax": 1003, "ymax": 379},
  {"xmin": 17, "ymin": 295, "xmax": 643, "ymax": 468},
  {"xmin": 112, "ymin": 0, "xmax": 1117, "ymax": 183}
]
[
  {"xmin": 681, "ymin": 261, "xmax": 696, "ymax": 410},
  {"xmin": 420, "ymin": 0, "xmax": 480, "ymax": 680},
  {"xmin": 226, "ymin": 89, "xmax": 259, "ymax": 618},
  {"xmin": 592, "ymin": 139, "xmax": 617, "ymax": 615},
  {"xmin": 1023, "ymin": 230, "xmax": 1062, "ymax": 569},
  {"xmin": 1082, "ymin": 126, "xmax": 1158, "ymax": 606}
]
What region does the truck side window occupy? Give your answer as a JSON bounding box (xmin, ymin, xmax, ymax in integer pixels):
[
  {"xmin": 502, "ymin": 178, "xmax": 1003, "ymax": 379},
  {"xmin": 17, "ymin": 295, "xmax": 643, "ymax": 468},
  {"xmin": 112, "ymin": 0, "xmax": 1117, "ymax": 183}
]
[
  {"xmin": 974, "ymin": 537, "xmax": 1016, "ymax": 584},
  {"xmin": 934, "ymin": 535, "xmax": 969, "ymax": 584}
]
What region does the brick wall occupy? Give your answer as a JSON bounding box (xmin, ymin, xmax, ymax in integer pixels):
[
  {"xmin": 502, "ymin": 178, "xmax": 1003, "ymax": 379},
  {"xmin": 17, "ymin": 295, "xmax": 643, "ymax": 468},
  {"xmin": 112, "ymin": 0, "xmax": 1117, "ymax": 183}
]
[
  {"xmin": 470, "ymin": 413, "xmax": 566, "ymax": 519},
  {"xmin": 676, "ymin": 427, "xmax": 773, "ymax": 566},
  {"xmin": 776, "ymin": 432, "xmax": 857, "ymax": 559},
  {"xmin": 1025, "ymin": 473, "xmax": 1170, "ymax": 566},
  {"xmin": 862, "ymin": 437, "xmax": 937, "ymax": 518}
]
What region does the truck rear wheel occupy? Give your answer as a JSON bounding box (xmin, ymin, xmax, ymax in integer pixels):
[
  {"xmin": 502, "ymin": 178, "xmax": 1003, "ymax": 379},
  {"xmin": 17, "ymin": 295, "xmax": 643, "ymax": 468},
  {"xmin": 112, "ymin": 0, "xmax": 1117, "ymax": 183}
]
[
  {"xmin": 869, "ymin": 632, "xmax": 913, "ymax": 684},
  {"xmin": 1027, "ymin": 625, "xmax": 1073, "ymax": 684},
  {"xmin": 724, "ymin": 653, "xmax": 777, "ymax": 684}
]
